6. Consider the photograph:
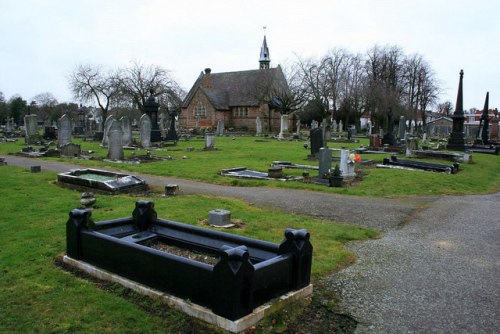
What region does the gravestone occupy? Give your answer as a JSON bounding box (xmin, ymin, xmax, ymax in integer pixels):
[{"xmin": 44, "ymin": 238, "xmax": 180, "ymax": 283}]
[
  {"xmin": 278, "ymin": 114, "xmax": 289, "ymax": 139},
  {"xmin": 195, "ymin": 114, "xmax": 201, "ymax": 132},
  {"xmin": 398, "ymin": 116, "xmax": 406, "ymax": 143},
  {"xmin": 340, "ymin": 149, "xmax": 355, "ymax": 177},
  {"xmin": 120, "ymin": 116, "xmax": 132, "ymax": 147},
  {"xmin": 5, "ymin": 118, "xmax": 13, "ymax": 132},
  {"xmin": 318, "ymin": 147, "xmax": 332, "ymax": 178},
  {"xmin": 309, "ymin": 128, "xmax": 324, "ymax": 156},
  {"xmin": 144, "ymin": 90, "xmax": 161, "ymax": 142},
  {"xmin": 405, "ymin": 136, "xmax": 419, "ymax": 157},
  {"xmin": 338, "ymin": 120, "xmax": 343, "ymax": 132},
  {"xmin": 164, "ymin": 109, "xmax": 179, "ymax": 142},
  {"xmin": 107, "ymin": 120, "xmax": 124, "ymax": 160},
  {"xmin": 216, "ymin": 119, "xmax": 224, "ymax": 136},
  {"xmin": 58, "ymin": 114, "xmax": 72, "ymax": 148},
  {"xmin": 382, "ymin": 107, "xmax": 395, "ymax": 146},
  {"xmin": 60, "ymin": 143, "xmax": 81, "ymax": 157},
  {"xmin": 370, "ymin": 134, "xmax": 381, "ymax": 148},
  {"xmin": 255, "ymin": 117, "xmax": 262, "ymax": 136},
  {"xmin": 102, "ymin": 115, "xmax": 116, "ymax": 146},
  {"xmin": 24, "ymin": 114, "xmax": 38, "ymax": 144},
  {"xmin": 311, "ymin": 120, "xmax": 319, "ymax": 129},
  {"xmin": 205, "ymin": 133, "xmax": 215, "ymax": 149},
  {"xmin": 295, "ymin": 119, "xmax": 301, "ymax": 135},
  {"xmin": 158, "ymin": 112, "xmax": 167, "ymax": 137},
  {"xmin": 140, "ymin": 114, "xmax": 152, "ymax": 148},
  {"xmin": 331, "ymin": 120, "xmax": 338, "ymax": 133},
  {"xmin": 367, "ymin": 120, "xmax": 372, "ymax": 135}
]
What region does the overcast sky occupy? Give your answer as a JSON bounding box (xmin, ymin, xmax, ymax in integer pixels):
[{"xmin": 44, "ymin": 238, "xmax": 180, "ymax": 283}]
[{"xmin": 1, "ymin": 0, "xmax": 498, "ymax": 111}]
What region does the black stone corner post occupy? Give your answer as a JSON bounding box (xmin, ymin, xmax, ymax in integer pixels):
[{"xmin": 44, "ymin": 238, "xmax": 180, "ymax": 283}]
[
  {"xmin": 212, "ymin": 245, "xmax": 255, "ymax": 320},
  {"xmin": 66, "ymin": 209, "xmax": 93, "ymax": 259},
  {"xmin": 278, "ymin": 228, "xmax": 313, "ymax": 289},
  {"xmin": 132, "ymin": 200, "xmax": 157, "ymax": 231}
]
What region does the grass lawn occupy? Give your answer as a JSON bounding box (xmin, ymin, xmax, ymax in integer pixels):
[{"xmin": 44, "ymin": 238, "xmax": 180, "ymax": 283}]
[
  {"xmin": 1, "ymin": 135, "xmax": 499, "ymax": 196},
  {"xmin": 0, "ymin": 166, "xmax": 377, "ymax": 333}
]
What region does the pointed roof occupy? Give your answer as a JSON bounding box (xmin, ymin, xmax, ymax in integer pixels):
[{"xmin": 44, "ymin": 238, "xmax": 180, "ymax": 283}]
[
  {"xmin": 259, "ymin": 35, "xmax": 270, "ymax": 63},
  {"xmin": 182, "ymin": 66, "xmax": 288, "ymax": 110}
]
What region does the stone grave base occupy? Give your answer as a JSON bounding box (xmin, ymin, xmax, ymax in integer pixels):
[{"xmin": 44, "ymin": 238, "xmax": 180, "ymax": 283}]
[{"xmin": 63, "ymin": 256, "xmax": 313, "ymax": 333}]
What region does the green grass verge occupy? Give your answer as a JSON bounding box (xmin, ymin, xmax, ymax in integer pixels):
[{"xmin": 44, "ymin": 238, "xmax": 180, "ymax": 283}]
[
  {"xmin": 0, "ymin": 166, "xmax": 377, "ymax": 333},
  {"xmin": 2, "ymin": 135, "xmax": 498, "ymax": 196}
]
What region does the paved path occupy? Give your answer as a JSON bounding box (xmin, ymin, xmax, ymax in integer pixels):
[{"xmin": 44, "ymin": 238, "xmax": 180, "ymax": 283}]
[{"xmin": 2, "ymin": 155, "xmax": 499, "ymax": 333}]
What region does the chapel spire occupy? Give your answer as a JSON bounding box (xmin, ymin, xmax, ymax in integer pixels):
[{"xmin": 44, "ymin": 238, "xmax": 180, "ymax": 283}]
[{"xmin": 259, "ymin": 29, "xmax": 271, "ymax": 69}]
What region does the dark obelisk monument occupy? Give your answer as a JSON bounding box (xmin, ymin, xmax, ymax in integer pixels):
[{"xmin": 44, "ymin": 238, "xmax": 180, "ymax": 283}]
[
  {"xmin": 144, "ymin": 89, "xmax": 161, "ymax": 142},
  {"xmin": 480, "ymin": 92, "xmax": 490, "ymax": 145},
  {"xmin": 447, "ymin": 70, "xmax": 466, "ymax": 151}
]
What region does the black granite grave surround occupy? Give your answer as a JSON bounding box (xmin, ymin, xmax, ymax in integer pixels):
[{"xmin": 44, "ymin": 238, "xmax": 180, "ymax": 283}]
[{"xmin": 66, "ymin": 200, "xmax": 313, "ymax": 320}]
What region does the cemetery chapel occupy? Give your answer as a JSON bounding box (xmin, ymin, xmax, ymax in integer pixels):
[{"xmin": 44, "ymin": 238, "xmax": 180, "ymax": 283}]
[{"xmin": 180, "ymin": 35, "xmax": 289, "ymax": 132}]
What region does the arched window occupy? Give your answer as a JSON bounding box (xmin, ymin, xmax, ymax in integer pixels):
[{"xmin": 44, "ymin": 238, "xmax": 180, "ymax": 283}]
[{"xmin": 194, "ymin": 102, "xmax": 206, "ymax": 118}]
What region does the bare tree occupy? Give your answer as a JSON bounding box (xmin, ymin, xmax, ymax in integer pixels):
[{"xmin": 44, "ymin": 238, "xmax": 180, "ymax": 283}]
[
  {"xmin": 68, "ymin": 64, "xmax": 117, "ymax": 120},
  {"xmin": 114, "ymin": 60, "xmax": 185, "ymax": 113},
  {"xmin": 364, "ymin": 45, "xmax": 405, "ymax": 129},
  {"xmin": 436, "ymin": 101, "xmax": 454, "ymax": 116},
  {"xmin": 31, "ymin": 92, "xmax": 58, "ymax": 123}
]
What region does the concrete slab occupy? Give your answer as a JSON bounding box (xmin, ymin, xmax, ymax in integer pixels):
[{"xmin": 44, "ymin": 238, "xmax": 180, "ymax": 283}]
[{"xmin": 63, "ymin": 255, "xmax": 313, "ymax": 333}]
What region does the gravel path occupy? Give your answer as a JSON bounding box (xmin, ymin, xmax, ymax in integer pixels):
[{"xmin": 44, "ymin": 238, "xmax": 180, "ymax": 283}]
[{"xmin": 2, "ymin": 155, "xmax": 499, "ymax": 333}]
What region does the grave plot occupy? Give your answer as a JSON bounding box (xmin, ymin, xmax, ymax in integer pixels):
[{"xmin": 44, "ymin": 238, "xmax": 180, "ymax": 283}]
[
  {"xmin": 57, "ymin": 168, "xmax": 146, "ymax": 194},
  {"xmin": 64, "ymin": 200, "xmax": 313, "ymax": 332},
  {"xmin": 379, "ymin": 156, "xmax": 459, "ymax": 174},
  {"xmin": 220, "ymin": 167, "xmax": 301, "ymax": 181}
]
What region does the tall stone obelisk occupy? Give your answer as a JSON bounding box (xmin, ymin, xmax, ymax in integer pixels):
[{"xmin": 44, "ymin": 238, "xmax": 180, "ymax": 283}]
[{"xmin": 447, "ymin": 70, "xmax": 466, "ymax": 151}]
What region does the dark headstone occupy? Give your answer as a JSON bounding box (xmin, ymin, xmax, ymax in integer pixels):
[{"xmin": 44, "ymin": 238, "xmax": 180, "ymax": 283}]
[
  {"xmin": 144, "ymin": 89, "xmax": 162, "ymax": 142},
  {"xmin": 382, "ymin": 107, "xmax": 396, "ymax": 146},
  {"xmin": 309, "ymin": 128, "xmax": 323, "ymax": 156}
]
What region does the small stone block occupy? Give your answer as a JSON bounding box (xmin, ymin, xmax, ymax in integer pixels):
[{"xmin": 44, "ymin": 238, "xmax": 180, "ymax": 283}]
[
  {"xmin": 208, "ymin": 209, "xmax": 231, "ymax": 226},
  {"xmin": 164, "ymin": 184, "xmax": 179, "ymax": 196},
  {"xmin": 30, "ymin": 166, "xmax": 41, "ymax": 173}
]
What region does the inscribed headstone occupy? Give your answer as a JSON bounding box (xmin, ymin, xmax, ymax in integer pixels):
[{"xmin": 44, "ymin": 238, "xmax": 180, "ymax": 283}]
[
  {"xmin": 140, "ymin": 114, "xmax": 152, "ymax": 148},
  {"xmin": 120, "ymin": 116, "xmax": 132, "ymax": 146},
  {"xmin": 102, "ymin": 115, "xmax": 116, "ymax": 146},
  {"xmin": 107, "ymin": 119, "xmax": 124, "ymax": 160},
  {"xmin": 58, "ymin": 114, "xmax": 72, "ymax": 147},
  {"xmin": 255, "ymin": 116, "xmax": 262, "ymax": 136}
]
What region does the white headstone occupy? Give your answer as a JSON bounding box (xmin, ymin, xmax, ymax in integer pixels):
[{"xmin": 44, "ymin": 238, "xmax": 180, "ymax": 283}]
[
  {"xmin": 340, "ymin": 149, "xmax": 355, "ymax": 177},
  {"xmin": 338, "ymin": 120, "xmax": 343, "ymax": 133},
  {"xmin": 107, "ymin": 119, "xmax": 124, "ymax": 160},
  {"xmin": 278, "ymin": 114, "xmax": 289, "ymax": 139},
  {"xmin": 140, "ymin": 114, "xmax": 152, "ymax": 148},
  {"xmin": 102, "ymin": 115, "xmax": 116, "ymax": 146},
  {"xmin": 58, "ymin": 114, "xmax": 72, "ymax": 147},
  {"xmin": 216, "ymin": 119, "xmax": 224, "ymax": 136},
  {"xmin": 205, "ymin": 134, "xmax": 215, "ymax": 149},
  {"xmin": 367, "ymin": 120, "xmax": 372, "ymax": 135},
  {"xmin": 255, "ymin": 117, "xmax": 262, "ymax": 136},
  {"xmin": 331, "ymin": 120, "xmax": 338, "ymax": 133},
  {"xmin": 120, "ymin": 116, "xmax": 132, "ymax": 147},
  {"xmin": 311, "ymin": 120, "xmax": 319, "ymax": 129}
]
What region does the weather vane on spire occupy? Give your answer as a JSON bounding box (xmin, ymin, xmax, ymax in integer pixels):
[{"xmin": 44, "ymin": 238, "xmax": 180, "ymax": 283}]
[{"xmin": 263, "ymin": 26, "xmax": 267, "ymax": 34}]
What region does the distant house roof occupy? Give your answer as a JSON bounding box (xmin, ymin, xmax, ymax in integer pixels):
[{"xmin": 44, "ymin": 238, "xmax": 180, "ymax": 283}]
[
  {"xmin": 426, "ymin": 116, "xmax": 453, "ymax": 124},
  {"xmin": 182, "ymin": 66, "xmax": 288, "ymax": 110}
]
